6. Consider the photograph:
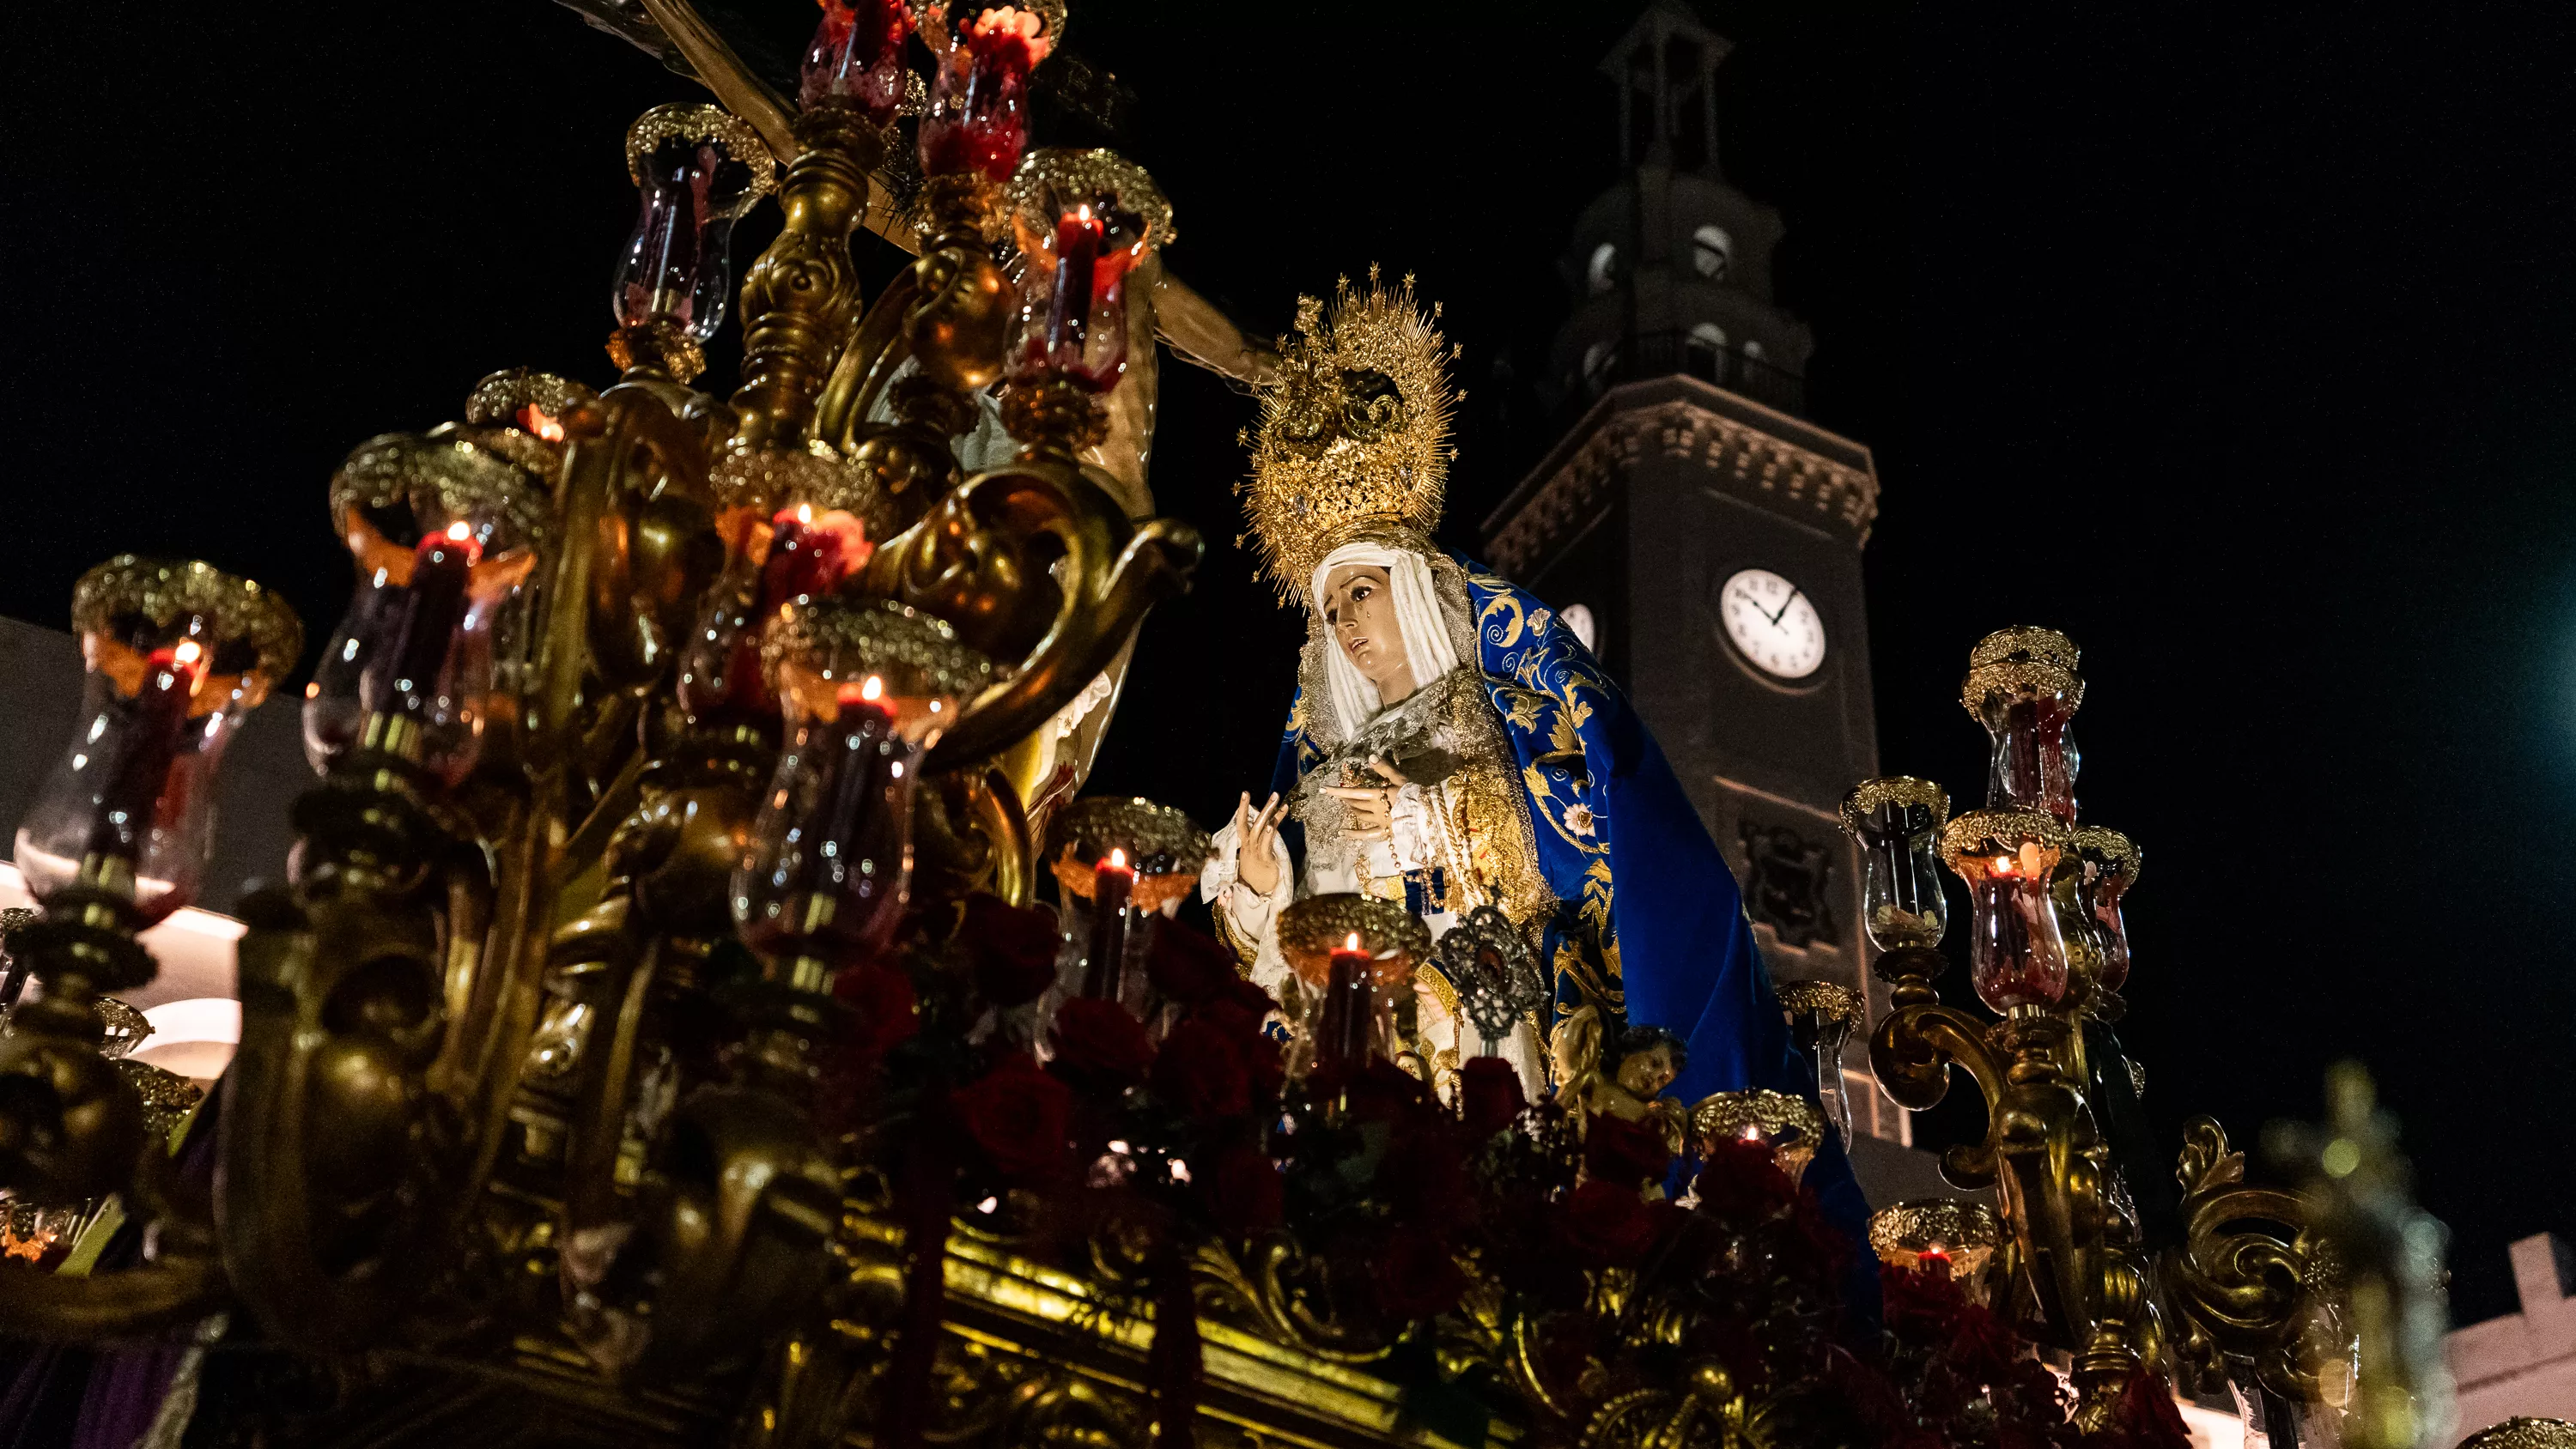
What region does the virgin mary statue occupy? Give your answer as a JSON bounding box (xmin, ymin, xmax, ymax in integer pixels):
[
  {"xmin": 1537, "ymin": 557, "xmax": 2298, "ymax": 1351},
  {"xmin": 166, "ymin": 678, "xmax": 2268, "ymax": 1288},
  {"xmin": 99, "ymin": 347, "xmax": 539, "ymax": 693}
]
[{"xmin": 1198, "ymin": 272, "xmax": 1868, "ymax": 1232}]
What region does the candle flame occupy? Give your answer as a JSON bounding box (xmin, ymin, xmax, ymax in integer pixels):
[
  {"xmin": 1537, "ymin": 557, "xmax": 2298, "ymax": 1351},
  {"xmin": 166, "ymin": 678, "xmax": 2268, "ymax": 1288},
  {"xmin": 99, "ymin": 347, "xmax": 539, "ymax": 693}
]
[
  {"xmin": 1737, "ymin": 1123, "xmax": 1766, "ymax": 1141},
  {"xmin": 796, "ymin": 503, "xmax": 815, "ymax": 524},
  {"xmin": 860, "ymin": 675, "xmax": 884, "ymax": 701},
  {"xmin": 517, "ymin": 403, "xmax": 566, "ymax": 442},
  {"xmin": 1993, "ymin": 855, "xmax": 2013, "ymax": 875},
  {"xmin": 171, "ymin": 640, "xmax": 204, "ymax": 667},
  {"xmin": 1108, "ymin": 847, "xmax": 1128, "ymax": 870},
  {"xmin": 445, "ymin": 520, "xmax": 472, "ymax": 542},
  {"xmin": 1345, "ymin": 931, "xmax": 1362, "ymax": 952}
]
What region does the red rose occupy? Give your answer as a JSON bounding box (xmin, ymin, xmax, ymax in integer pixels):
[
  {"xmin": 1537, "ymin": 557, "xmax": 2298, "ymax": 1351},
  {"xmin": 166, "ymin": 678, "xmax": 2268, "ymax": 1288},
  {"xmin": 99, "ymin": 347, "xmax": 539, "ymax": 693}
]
[
  {"xmin": 1379, "ymin": 1125, "xmax": 1471, "ymax": 1217},
  {"xmin": 1145, "ymin": 919, "xmax": 1238, "ymax": 1006},
  {"xmin": 1334, "ymin": 1058, "xmax": 1431, "ymax": 1125},
  {"xmin": 1583, "ymin": 1113, "xmax": 1674, "ymax": 1191},
  {"xmin": 1557, "ymin": 1179, "xmax": 1662, "ymax": 1266},
  {"xmin": 961, "ymin": 893, "xmax": 1059, "ymax": 1008},
  {"xmin": 1200, "ymin": 1143, "xmax": 1284, "ymax": 1239},
  {"xmin": 1049, "ymin": 997, "xmax": 1156, "ymax": 1087},
  {"xmin": 834, "ymin": 960, "xmax": 919, "ymax": 1058},
  {"xmin": 1372, "ymin": 1228, "xmax": 1468, "ymax": 1320},
  {"xmin": 1458, "ymin": 1058, "xmax": 1527, "ymax": 1137},
  {"xmin": 1151, "ymin": 1019, "xmax": 1253, "ymax": 1120},
  {"xmin": 951, "ymin": 1052, "xmax": 1072, "ymax": 1180},
  {"xmin": 1688, "ymin": 1136, "xmax": 1798, "ymax": 1223}
]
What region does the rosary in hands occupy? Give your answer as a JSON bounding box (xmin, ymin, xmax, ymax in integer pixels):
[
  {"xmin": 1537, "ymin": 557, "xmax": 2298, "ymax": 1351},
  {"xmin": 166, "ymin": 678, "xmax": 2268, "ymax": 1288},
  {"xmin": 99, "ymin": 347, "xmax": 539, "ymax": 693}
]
[{"xmin": 1321, "ymin": 757, "xmax": 1410, "ymax": 842}]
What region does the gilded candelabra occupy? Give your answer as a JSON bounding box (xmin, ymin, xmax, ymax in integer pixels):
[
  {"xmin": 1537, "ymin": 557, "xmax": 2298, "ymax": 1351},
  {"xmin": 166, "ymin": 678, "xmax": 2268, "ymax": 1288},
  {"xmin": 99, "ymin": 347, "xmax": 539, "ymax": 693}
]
[{"xmin": 1852, "ymin": 629, "xmax": 2359, "ymax": 1438}]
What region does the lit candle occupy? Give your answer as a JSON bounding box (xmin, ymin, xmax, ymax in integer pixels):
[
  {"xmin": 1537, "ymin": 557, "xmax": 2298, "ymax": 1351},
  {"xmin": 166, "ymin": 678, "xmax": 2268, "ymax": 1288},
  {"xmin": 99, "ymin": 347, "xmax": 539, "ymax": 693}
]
[
  {"xmin": 1315, "ymin": 931, "xmax": 1375, "ymax": 1068},
  {"xmin": 386, "ymin": 521, "xmax": 479, "ymax": 726},
  {"xmin": 85, "ymin": 638, "xmax": 206, "ymax": 868},
  {"xmin": 1082, "ymin": 846, "xmax": 1134, "ymax": 1001},
  {"xmin": 1919, "ymin": 1242, "xmax": 1954, "ymax": 1279},
  {"xmin": 1044, "ymin": 203, "xmax": 1103, "ymax": 373}
]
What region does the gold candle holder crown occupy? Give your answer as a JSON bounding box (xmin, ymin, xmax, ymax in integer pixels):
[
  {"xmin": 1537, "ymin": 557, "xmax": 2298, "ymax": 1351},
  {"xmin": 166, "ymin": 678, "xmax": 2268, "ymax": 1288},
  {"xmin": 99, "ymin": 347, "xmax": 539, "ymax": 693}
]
[
  {"xmin": 760, "ymin": 597, "xmax": 998, "ymax": 719},
  {"xmin": 1960, "ymin": 625, "xmax": 2083, "ymax": 717},
  {"xmin": 1276, "ymin": 894, "xmax": 1431, "ymax": 989},
  {"xmin": 1838, "ymin": 775, "xmax": 1949, "ymax": 838},
  {"xmin": 1773, "ymin": 980, "xmax": 1862, "ymax": 1028},
  {"xmin": 708, "ymin": 440, "xmax": 897, "ymax": 537},
  {"xmin": 1046, "ymin": 797, "xmax": 1213, "ymax": 912},
  {"xmin": 2070, "ymin": 825, "xmax": 2142, "ymax": 885},
  {"xmin": 72, "ymin": 557, "xmax": 305, "ymax": 705},
  {"xmin": 2458, "ymin": 1422, "xmax": 2576, "ymax": 1449},
  {"xmin": 1867, "ymin": 1197, "xmax": 2001, "ymax": 1277},
  {"xmin": 1689, "ymin": 1088, "xmax": 1827, "ymax": 1185},
  {"xmin": 624, "ymin": 103, "xmax": 777, "ymax": 217},
  {"xmin": 331, "ymin": 433, "xmax": 554, "ymax": 551},
  {"xmin": 1937, "ymin": 808, "xmax": 2073, "ymax": 877}
]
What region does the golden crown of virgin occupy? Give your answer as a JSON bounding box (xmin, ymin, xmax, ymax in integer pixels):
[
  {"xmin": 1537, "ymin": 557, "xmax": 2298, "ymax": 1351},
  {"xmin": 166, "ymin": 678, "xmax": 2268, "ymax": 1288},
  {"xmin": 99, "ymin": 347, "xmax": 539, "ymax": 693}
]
[{"xmin": 1237, "ymin": 267, "xmax": 1461, "ymax": 603}]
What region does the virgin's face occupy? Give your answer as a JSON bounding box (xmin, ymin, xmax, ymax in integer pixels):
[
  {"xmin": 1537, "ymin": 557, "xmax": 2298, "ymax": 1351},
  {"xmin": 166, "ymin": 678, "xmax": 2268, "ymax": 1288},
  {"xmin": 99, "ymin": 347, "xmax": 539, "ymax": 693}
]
[{"xmin": 1321, "ymin": 565, "xmax": 1414, "ymax": 697}]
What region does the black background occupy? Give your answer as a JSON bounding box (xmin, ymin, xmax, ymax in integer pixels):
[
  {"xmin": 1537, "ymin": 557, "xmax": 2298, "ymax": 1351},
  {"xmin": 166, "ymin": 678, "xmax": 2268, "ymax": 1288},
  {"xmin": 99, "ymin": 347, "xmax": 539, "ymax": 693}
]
[{"xmin": 10, "ymin": 2, "xmax": 2576, "ymax": 1325}]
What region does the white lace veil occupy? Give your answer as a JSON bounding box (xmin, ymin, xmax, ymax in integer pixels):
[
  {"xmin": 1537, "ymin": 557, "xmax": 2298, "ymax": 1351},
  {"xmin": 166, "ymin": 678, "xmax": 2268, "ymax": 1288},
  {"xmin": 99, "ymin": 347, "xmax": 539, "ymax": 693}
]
[{"xmin": 1309, "ymin": 542, "xmax": 1463, "ymax": 741}]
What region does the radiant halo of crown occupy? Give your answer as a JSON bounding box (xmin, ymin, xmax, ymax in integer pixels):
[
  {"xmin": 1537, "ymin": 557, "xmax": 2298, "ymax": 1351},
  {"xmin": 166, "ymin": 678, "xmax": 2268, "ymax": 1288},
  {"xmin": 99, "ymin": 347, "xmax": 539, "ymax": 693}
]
[{"xmin": 1238, "ymin": 266, "xmax": 1461, "ymax": 603}]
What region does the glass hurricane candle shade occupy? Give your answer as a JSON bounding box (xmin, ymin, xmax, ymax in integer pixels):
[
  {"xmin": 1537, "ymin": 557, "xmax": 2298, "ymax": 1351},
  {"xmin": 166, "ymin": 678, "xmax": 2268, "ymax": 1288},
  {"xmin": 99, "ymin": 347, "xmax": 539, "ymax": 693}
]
[
  {"xmin": 1042, "ymin": 797, "xmax": 1215, "ymax": 1018},
  {"xmin": 800, "ymin": 0, "xmax": 914, "ymax": 123},
  {"xmin": 1941, "ymin": 809, "xmax": 2073, "ymax": 1015},
  {"xmin": 306, "ymin": 435, "xmax": 543, "ymax": 781},
  {"xmin": 1689, "ymin": 1088, "xmax": 1827, "ymax": 1187},
  {"xmin": 614, "ymin": 106, "xmax": 771, "ymax": 343},
  {"xmin": 731, "ymin": 601, "xmax": 993, "ymax": 975},
  {"xmin": 1839, "ymin": 777, "xmax": 1950, "ymax": 952},
  {"xmin": 1004, "ymin": 151, "xmax": 1173, "ymax": 394},
  {"xmin": 918, "ymin": 6, "xmax": 1049, "ymax": 180},
  {"xmin": 674, "ymin": 502, "xmax": 874, "ymax": 730},
  {"xmin": 2070, "ymin": 827, "xmax": 2141, "ymax": 994},
  {"xmin": 1274, "ymin": 896, "xmax": 1430, "ymax": 1082},
  {"xmin": 1310, "ymin": 936, "xmax": 1388, "ymax": 1071},
  {"xmin": 1961, "ymin": 627, "xmax": 2084, "ymax": 822},
  {"xmin": 16, "ymin": 560, "xmax": 299, "ymax": 925}
]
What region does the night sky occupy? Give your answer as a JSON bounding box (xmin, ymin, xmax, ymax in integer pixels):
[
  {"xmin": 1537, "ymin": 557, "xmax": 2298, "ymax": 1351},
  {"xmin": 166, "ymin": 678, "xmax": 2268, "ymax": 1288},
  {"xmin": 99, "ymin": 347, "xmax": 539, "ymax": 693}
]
[{"xmin": 12, "ymin": 3, "xmax": 2576, "ymax": 1325}]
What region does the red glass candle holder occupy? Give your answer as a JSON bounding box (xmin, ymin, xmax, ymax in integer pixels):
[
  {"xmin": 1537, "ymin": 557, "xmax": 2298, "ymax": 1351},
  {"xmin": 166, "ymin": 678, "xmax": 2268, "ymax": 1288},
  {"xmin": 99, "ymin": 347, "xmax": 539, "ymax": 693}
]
[
  {"xmin": 1868, "ymin": 1198, "xmax": 2002, "ymax": 1306},
  {"xmin": 1689, "ymin": 1088, "xmax": 1828, "ymax": 1187},
  {"xmin": 732, "ymin": 599, "xmax": 994, "ymax": 982},
  {"xmin": 2070, "ymin": 826, "xmax": 2142, "ymax": 996},
  {"xmin": 15, "ymin": 559, "xmax": 301, "ymax": 924},
  {"xmin": 1042, "ymin": 797, "xmax": 1214, "ymax": 1016},
  {"xmin": 1960, "ymin": 627, "xmax": 2082, "ymax": 822},
  {"xmin": 1274, "ymin": 895, "xmax": 1431, "ymax": 1080},
  {"xmin": 916, "ymin": 3, "xmax": 1055, "ymax": 181},
  {"xmin": 1003, "ymin": 149, "xmax": 1175, "ymax": 393},
  {"xmin": 1940, "ymin": 809, "xmax": 2074, "ymax": 1015},
  {"xmin": 307, "ymin": 433, "xmax": 547, "ymax": 783},
  {"xmin": 1838, "ymin": 775, "xmax": 1951, "ymax": 953},
  {"xmin": 677, "ymin": 447, "xmax": 892, "ymax": 731},
  {"xmin": 801, "ymin": 0, "xmax": 915, "ymax": 124},
  {"xmin": 614, "ymin": 105, "xmax": 775, "ymax": 346}
]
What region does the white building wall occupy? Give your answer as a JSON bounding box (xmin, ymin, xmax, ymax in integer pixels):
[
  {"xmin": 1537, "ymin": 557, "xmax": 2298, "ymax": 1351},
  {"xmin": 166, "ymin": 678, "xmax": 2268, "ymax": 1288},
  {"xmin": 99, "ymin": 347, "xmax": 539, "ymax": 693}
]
[{"xmin": 2448, "ymin": 1233, "xmax": 2576, "ymax": 1432}]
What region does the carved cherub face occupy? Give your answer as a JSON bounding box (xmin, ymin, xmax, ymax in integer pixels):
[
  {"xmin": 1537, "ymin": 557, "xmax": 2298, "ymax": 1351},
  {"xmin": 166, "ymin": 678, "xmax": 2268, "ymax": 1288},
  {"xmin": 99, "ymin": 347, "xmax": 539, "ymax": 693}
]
[
  {"xmin": 1615, "ymin": 1043, "xmax": 1678, "ymax": 1100},
  {"xmin": 1272, "ymin": 365, "xmax": 1411, "ymax": 459}
]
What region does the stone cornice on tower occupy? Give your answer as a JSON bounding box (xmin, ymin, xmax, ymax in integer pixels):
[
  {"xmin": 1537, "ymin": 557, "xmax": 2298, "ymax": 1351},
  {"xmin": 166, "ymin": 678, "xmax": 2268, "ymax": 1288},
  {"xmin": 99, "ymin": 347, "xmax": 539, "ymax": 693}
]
[{"xmin": 1480, "ymin": 373, "xmax": 1880, "ymax": 579}]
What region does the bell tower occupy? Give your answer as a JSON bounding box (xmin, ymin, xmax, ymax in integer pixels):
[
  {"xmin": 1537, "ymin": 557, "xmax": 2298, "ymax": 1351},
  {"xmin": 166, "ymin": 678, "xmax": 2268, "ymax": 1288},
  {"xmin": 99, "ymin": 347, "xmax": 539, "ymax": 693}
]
[{"xmin": 1484, "ymin": 3, "xmax": 1909, "ymax": 1150}]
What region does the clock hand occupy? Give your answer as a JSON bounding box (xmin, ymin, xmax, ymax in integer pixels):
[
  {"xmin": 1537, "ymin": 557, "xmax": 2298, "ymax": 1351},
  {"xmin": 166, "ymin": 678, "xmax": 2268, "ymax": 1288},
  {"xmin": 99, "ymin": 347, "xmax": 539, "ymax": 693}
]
[{"xmin": 1765, "ymin": 588, "xmax": 1801, "ymax": 627}]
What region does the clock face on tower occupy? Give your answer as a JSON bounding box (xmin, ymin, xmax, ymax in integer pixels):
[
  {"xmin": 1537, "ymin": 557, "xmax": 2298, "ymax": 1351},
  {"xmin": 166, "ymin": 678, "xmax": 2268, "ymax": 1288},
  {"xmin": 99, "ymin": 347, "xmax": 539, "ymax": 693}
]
[{"xmin": 1717, "ymin": 567, "xmax": 1826, "ymax": 682}]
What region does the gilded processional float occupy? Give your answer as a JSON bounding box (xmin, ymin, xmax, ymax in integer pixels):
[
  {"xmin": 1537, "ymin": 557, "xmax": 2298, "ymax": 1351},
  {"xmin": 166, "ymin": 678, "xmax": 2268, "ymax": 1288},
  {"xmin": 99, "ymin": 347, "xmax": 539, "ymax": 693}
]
[{"xmin": 0, "ymin": 3, "xmax": 2478, "ymax": 1446}]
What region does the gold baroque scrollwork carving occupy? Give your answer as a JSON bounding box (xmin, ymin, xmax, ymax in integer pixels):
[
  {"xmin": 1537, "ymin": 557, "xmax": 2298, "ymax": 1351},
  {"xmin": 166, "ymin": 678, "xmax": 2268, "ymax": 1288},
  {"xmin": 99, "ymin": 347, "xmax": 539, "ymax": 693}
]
[{"xmin": 861, "ymin": 457, "xmax": 1202, "ymax": 773}]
